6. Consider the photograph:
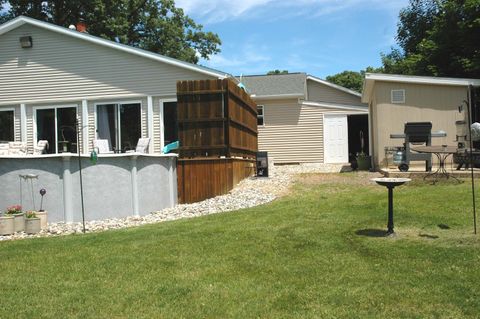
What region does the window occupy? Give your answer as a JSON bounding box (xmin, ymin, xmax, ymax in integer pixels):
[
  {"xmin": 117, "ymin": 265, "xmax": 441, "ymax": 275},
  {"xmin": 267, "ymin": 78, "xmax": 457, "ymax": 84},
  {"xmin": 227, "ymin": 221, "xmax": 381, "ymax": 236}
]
[
  {"xmin": 163, "ymin": 101, "xmax": 178, "ymax": 146},
  {"xmin": 0, "ymin": 109, "xmax": 14, "ymax": 142},
  {"xmin": 391, "ymin": 89, "xmax": 405, "ymax": 104},
  {"xmin": 35, "ymin": 106, "xmax": 77, "ymax": 154},
  {"xmin": 96, "ymin": 103, "xmax": 141, "ymax": 152},
  {"xmin": 257, "ymin": 105, "xmax": 265, "ymax": 126}
]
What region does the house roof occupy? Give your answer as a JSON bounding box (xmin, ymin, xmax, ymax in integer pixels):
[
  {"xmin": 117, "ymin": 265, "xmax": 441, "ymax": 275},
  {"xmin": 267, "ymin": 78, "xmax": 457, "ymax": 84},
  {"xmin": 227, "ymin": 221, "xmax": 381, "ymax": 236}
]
[
  {"xmin": 241, "ymin": 72, "xmax": 363, "ymax": 102},
  {"xmin": 0, "ymin": 16, "xmax": 229, "ymax": 79},
  {"xmin": 306, "ymin": 75, "xmax": 362, "ymax": 97},
  {"xmin": 240, "ymin": 73, "xmax": 307, "ymax": 98},
  {"xmin": 362, "ymin": 73, "xmax": 480, "ymax": 103}
]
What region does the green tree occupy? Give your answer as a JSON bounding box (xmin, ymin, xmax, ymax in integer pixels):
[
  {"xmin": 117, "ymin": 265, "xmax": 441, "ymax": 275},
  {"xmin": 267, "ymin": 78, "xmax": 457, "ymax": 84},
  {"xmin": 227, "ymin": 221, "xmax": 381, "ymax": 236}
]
[
  {"xmin": 0, "ymin": 0, "xmax": 221, "ymax": 64},
  {"xmin": 267, "ymin": 70, "xmax": 289, "ymax": 75},
  {"xmin": 383, "ymin": 0, "xmax": 480, "ymax": 78},
  {"xmin": 326, "ymin": 71, "xmax": 364, "ymax": 92},
  {"xmin": 326, "ymin": 67, "xmax": 383, "ymax": 92}
]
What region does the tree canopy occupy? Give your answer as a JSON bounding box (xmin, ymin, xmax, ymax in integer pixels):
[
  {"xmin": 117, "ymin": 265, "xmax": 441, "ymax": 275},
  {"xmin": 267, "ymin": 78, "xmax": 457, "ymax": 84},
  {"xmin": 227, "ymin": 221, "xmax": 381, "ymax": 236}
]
[
  {"xmin": 0, "ymin": 0, "xmax": 221, "ymax": 64},
  {"xmin": 382, "ymin": 0, "xmax": 480, "ymax": 78},
  {"xmin": 267, "ymin": 70, "xmax": 289, "ymax": 75},
  {"xmin": 326, "ymin": 67, "xmax": 383, "ymax": 92}
]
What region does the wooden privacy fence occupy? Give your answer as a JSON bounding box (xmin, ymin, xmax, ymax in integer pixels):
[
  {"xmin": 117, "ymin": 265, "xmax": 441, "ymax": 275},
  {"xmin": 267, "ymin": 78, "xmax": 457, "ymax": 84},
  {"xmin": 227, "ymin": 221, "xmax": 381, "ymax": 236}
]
[
  {"xmin": 176, "ymin": 79, "xmax": 258, "ymax": 159},
  {"xmin": 177, "ymin": 158, "xmax": 255, "ymax": 203},
  {"xmin": 176, "ymin": 79, "xmax": 258, "ymax": 203}
]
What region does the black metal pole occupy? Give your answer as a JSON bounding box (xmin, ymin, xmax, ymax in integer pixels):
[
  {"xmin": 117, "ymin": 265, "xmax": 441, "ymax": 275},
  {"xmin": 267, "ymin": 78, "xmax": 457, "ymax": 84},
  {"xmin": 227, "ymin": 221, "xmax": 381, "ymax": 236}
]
[
  {"xmin": 387, "ymin": 186, "xmax": 394, "ymax": 234},
  {"xmin": 467, "ymin": 86, "xmax": 477, "ymax": 234},
  {"xmin": 76, "ymin": 119, "xmax": 86, "ymax": 233}
]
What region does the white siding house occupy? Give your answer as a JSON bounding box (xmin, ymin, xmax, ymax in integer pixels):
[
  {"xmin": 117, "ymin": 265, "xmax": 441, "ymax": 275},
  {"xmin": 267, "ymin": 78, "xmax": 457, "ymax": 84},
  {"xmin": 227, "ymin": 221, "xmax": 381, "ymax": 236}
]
[
  {"xmin": 242, "ymin": 73, "xmax": 368, "ymax": 164},
  {"xmin": 0, "ymin": 16, "xmax": 230, "ymax": 223},
  {"xmin": 0, "ymin": 16, "xmax": 228, "ymax": 155}
]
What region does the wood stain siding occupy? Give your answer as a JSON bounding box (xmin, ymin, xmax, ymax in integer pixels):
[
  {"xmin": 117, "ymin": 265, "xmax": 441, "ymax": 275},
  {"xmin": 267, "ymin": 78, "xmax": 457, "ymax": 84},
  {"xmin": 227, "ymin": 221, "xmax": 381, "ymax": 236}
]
[
  {"xmin": 257, "ymin": 99, "xmax": 325, "ymax": 163},
  {"xmin": 307, "ymin": 79, "xmax": 362, "ymax": 106},
  {"xmin": 371, "ymin": 81, "xmax": 468, "ymax": 167},
  {"xmin": 0, "ymin": 24, "xmax": 216, "ymax": 104}
]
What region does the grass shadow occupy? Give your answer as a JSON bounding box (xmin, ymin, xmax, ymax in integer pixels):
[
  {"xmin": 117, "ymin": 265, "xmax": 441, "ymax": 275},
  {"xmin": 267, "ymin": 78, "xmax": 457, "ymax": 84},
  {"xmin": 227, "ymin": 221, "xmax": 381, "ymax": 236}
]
[
  {"xmin": 419, "ymin": 233, "xmax": 439, "ymax": 239},
  {"xmin": 355, "ymin": 229, "xmax": 388, "ymax": 237}
]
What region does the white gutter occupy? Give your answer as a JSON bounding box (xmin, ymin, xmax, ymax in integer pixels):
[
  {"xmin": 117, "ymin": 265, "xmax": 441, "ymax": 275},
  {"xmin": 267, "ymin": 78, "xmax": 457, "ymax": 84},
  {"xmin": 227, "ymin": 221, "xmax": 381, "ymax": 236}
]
[
  {"xmin": 301, "ymin": 100, "xmax": 368, "ymax": 113},
  {"xmin": 250, "ymin": 93, "xmax": 305, "ymax": 100}
]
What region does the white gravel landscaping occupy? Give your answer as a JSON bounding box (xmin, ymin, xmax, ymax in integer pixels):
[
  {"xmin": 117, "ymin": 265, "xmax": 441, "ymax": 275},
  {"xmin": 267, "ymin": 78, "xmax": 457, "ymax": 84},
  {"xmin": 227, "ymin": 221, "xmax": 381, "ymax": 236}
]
[{"xmin": 0, "ymin": 163, "xmax": 348, "ymax": 241}]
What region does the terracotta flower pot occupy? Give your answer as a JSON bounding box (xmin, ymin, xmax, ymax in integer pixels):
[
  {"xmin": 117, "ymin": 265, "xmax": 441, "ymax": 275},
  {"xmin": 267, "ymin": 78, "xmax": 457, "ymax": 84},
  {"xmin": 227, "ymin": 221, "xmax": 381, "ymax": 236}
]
[
  {"xmin": 13, "ymin": 212, "xmax": 25, "ymax": 232},
  {"xmin": 25, "ymin": 218, "xmax": 41, "ymax": 234},
  {"xmin": 36, "ymin": 211, "xmax": 48, "ymax": 230},
  {"xmin": 0, "ymin": 216, "xmax": 15, "ymax": 235}
]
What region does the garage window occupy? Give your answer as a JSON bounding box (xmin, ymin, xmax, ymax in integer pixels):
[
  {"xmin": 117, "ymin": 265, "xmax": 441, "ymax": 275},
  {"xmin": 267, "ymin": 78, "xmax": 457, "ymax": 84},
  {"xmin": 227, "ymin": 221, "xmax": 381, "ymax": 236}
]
[{"xmin": 257, "ymin": 105, "xmax": 264, "ymax": 126}]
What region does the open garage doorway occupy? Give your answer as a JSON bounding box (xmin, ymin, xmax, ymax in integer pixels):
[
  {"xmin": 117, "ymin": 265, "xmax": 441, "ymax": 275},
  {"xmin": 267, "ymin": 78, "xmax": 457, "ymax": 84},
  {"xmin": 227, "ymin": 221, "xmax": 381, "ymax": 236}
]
[{"xmin": 348, "ymin": 114, "xmax": 369, "ymax": 157}]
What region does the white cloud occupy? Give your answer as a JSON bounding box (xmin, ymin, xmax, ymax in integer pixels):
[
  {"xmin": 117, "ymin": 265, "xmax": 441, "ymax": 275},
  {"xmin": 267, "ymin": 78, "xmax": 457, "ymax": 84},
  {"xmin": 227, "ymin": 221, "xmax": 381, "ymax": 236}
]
[
  {"xmin": 175, "ymin": 0, "xmax": 408, "ymax": 23},
  {"xmin": 200, "ymin": 39, "xmax": 271, "ymax": 74}
]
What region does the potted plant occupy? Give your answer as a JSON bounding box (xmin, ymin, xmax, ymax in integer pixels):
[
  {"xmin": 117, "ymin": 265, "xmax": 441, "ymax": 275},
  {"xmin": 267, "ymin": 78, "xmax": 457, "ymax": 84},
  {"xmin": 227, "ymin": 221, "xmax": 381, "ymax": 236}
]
[
  {"xmin": 356, "ymin": 130, "xmax": 372, "ymax": 171},
  {"xmin": 24, "ymin": 211, "xmax": 41, "ymax": 234},
  {"xmin": 356, "ymin": 152, "xmax": 371, "ymax": 171},
  {"xmin": 0, "ymin": 211, "xmax": 15, "ymax": 236},
  {"xmin": 5, "ymin": 205, "xmax": 24, "ymax": 232}
]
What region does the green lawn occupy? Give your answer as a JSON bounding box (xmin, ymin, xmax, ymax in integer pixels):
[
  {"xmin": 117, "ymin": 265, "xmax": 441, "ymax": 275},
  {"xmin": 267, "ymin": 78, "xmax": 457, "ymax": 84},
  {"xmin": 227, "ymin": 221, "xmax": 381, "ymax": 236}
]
[{"xmin": 1, "ymin": 173, "xmax": 479, "ymax": 318}]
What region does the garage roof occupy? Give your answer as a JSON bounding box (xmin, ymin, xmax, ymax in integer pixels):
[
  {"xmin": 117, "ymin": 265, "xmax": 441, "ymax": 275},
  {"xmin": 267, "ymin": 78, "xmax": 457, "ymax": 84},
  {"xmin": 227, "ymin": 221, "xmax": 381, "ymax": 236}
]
[
  {"xmin": 240, "ymin": 73, "xmax": 307, "ymax": 99},
  {"xmin": 362, "ymin": 73, "xmax": 480, "ymax": 103}
]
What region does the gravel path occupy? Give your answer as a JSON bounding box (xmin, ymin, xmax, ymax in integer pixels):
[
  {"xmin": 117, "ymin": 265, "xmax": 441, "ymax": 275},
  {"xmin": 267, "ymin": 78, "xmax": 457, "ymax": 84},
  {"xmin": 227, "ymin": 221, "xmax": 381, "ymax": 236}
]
[{"xmin": 0, "ymin": 163, "xmax": 348, "ymax": 241}]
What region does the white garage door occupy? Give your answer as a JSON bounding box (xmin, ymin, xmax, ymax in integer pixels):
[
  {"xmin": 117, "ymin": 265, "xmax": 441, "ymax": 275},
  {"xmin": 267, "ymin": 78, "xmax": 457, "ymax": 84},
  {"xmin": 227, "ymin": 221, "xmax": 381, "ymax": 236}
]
[{"xmin": 324, "ymin": 114, "xmax": 349, "ymax": 163}]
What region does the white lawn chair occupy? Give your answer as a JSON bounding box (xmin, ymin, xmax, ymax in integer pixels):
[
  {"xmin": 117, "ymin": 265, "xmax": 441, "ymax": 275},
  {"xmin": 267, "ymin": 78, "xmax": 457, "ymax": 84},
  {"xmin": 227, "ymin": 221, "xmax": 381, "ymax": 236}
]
[
  {"xmin": 93, "ymin": 139, "xmax": 114, "ymax": 154},
  {"xmin": 135, "ymin": 138, "xmax": 150, "ymax": 153},
  {"xmin": 126, "ymin": 138, "xmax": 150, "ymax": 153},
  {"xmin": 33, "ymin": 140, "xmax": 49, "ymax": 155},
  {"xmin": 0, "ymin": 143, "xmax": 9, "ymax": 155},
  {"xmin": 8, "ymin": 142, "xmax": 27, "ymax": 155}
]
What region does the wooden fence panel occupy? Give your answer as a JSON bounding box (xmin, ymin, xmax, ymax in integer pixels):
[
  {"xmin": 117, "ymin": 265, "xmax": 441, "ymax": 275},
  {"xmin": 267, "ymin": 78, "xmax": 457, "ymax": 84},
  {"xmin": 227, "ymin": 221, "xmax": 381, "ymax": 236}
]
[
  {"xmin": 177, "ymin": 79, "xmax": 258, "ymax": 159},
  {"xmin": 177, "ymin": 158, "xmax": 254, "ymax": 203}
]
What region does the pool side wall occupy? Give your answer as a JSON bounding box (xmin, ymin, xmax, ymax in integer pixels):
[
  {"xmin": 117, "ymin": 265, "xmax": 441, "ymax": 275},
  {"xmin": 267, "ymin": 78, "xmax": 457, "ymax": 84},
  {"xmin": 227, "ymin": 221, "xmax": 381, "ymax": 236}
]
[{"xmin": 0, "ymin": 154, "xmax": 177, "ymax": 223}]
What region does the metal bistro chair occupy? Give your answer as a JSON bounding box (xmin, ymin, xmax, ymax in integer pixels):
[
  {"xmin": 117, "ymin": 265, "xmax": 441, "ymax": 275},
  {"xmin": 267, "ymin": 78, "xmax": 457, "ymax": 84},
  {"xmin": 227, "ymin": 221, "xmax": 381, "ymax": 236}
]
[{"xmin": 401, "ymin": 122, "xmax": 433, "ymax": 172}]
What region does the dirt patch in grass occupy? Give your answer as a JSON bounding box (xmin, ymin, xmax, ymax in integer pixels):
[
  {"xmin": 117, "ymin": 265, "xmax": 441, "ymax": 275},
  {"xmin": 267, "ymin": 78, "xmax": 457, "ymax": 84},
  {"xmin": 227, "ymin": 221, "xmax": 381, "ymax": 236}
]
[{"xmin": 294, "ymin": 171, "xmax": 383, "ymax": 187}]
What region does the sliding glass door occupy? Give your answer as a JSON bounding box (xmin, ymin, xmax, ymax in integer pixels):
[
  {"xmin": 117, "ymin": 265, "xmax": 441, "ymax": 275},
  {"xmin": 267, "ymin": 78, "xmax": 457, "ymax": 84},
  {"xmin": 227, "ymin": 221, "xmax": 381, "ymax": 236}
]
[
  {"xmin": 36, "ymin": 106, "xmax": 77, "ymax": 154},
  {"xmin": 97, "ymin": 103, "xmax": 141, "ymax": 152}
]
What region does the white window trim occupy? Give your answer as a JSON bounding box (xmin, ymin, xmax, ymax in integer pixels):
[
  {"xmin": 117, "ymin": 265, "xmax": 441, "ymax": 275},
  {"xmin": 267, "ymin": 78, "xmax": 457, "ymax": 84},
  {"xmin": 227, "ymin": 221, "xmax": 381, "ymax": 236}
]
[
  {"xmin": 94, "ymin": 100, "xmax": 143, "ymax": 151},
  {"xmin": 391, "ymin": 89, "xmax": 406, "ymax": 104},
  {"xmin": 257, "ymin": 104, "xmax": 265, "ymax": 127},
  {"xmin": 32, "ymin": 104, "xmax": 78, "ymax": 154},
  {"xmin": 159, "ymin": 98, "xmax": 177, "ymax": 152},
  {"xmin": 0, "ymin": 107, "xmax": 16, "ymax": 142}
]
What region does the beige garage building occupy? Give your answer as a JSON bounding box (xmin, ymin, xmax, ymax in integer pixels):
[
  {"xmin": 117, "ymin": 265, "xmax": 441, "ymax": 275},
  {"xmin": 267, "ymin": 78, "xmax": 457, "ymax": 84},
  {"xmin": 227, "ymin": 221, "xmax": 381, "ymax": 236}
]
[{"xmin": 362, "ymin": 73, "xmax": 480, "ymax": 169}]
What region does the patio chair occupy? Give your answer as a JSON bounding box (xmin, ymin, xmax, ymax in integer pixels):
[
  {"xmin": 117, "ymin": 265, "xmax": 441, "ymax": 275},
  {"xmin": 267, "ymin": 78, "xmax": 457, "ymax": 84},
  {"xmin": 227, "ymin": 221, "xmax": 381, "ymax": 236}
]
[
  {"xmin": 93, "ymin": 139, "xmax": 114, "ymax": 154},
  {"xmin": 8, "ymin": 142, "xmax": 27, "ymax": 155},
  {"xmin": 126, "ymin": 137, "xmax": 150, "ymax": 153},
  {"xmin": 0, "ymin": 143, "xmax": 9, "ymax": 155},
  {"xmin": 33, "ymin": 140, "xmax": 49, "ymax": 155}
]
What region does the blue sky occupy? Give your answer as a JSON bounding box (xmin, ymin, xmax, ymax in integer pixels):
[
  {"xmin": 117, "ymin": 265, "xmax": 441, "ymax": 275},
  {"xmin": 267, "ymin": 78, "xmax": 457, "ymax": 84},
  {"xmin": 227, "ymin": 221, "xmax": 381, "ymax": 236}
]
[{"xmin": 176, "ymin": 0, "xmax": 409, "ymax": 78}]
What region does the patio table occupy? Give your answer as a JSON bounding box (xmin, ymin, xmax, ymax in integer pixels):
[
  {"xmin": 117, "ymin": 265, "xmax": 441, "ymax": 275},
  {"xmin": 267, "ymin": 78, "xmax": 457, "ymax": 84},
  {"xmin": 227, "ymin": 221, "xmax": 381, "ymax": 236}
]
[{"xmin": 412, "ymin": 145, "xmax": 460, "ymax": 184}]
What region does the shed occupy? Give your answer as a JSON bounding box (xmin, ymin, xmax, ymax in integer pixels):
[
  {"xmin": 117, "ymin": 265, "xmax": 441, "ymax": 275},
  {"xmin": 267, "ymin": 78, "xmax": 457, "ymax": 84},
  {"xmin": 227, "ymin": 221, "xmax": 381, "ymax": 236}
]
[{"xmin": 362, "ymin": 73, "xmax": 480, "ymax": 169}]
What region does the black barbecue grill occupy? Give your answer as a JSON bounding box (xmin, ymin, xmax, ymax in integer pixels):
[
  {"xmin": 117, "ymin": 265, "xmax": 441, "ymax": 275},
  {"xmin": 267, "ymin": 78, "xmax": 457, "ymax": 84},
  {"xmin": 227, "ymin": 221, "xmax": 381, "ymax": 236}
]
[{"xmin": 399, "ymin": 122, "xmax": 433, "ymax": 172}]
